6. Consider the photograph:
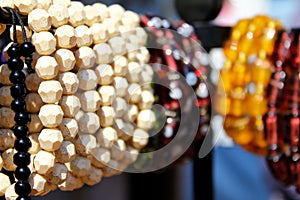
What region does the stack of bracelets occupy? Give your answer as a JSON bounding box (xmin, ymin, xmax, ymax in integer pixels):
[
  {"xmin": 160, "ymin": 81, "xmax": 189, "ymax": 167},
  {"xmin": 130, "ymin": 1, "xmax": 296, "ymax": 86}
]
[
  {"xmin": 217, "ymin": 15, "xmax": 300, "ymax": 192},
  {"xmin": 0, "ymin": 1, "xmax": 158, "ymax": 199},
  {"xmin": 138, "ymin": 14, "xmax": 212, "ymax": 167}
]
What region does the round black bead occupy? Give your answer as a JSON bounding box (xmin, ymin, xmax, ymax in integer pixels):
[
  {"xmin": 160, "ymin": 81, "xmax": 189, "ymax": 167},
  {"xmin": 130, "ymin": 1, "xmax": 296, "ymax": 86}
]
[
  {"xmin": 13, "ymin": 152, "xmax": 31, "ymax": 166},
  {"xmin": 15, "ymin": 181, "xmax": 31, "ymax": 196},
  {"xmin": 12, "ymin": 125, "xmax": 29, "ymax": 138},
  {"xmin": 11, "ymin": 98, "xmax": 26, "ymax": 112},
  {"xmin": 15, "ymin": 166, "xmax": 31, "ymax": 181},
  {"xmin": 15, "ymin": 138, "xmax": 32, "ymax": 152},
  {"xmin": 7, "ymin": 43, "xmax": 21, "ymax": 58},
  {"xmin": 7, "ymin": 57, "xmax": 24, "ymax": 71},
  {"xmin": 16, "ymin": 196, "xmax": 31, "ymax": 200},
  {"xmin": 9, "ymin": 70, "xmax": 26, "ymax": 84},
  {"xmin": 11, "ymin": 84, "xmax": 26, "ymax": 98},
  {"xmin": 20, "ymin": 42, "xmax": 35, "ymax": 57},
  {"xmin": 14, "ymin": 111, "xmax": 30, "ymax": 125}
]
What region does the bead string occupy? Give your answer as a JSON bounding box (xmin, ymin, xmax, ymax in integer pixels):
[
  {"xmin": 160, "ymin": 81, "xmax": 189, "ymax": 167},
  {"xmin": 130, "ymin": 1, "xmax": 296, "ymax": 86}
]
[{"xmin": 4, "ymin": 7, "xmax": 34, "ymax": 200}]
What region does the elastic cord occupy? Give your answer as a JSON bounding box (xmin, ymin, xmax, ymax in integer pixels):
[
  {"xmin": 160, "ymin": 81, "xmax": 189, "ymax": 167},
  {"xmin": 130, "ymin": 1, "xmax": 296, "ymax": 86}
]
[
  {"xmin": 4, "ymin": 7, "xmax": 17, "ymax": 43},
  {"xmin": 11, "ymin": 9, "xmax": 27, "ymax": 43}
]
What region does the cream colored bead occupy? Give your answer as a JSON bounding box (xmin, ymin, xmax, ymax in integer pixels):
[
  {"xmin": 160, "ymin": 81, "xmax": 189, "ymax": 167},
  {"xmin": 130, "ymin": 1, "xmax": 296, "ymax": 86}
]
[
  {"xmin": 137, "ymin": 47, "xmax": 150, "ymax": 64},
  {"xmin": 60, "ymin": 95, "xmax": 81, "ymax": 117},
  {"xmin": 75, "ymin": 25, "xmax": 93, "ymax": 47},
  {"xmin": 111, "ymin": 139, "xmax": 126, "ymax": 161},
  {"xmin": 55, "ymin": 25, "xmax": 76, "ymax": 49},
  {"xmin": 39, "ymin": 104, "xmax": 64, "ymax": 128},
  {"xmin": 135, "ymin": 27, "xmax": 148, "ymax": 45},
  {"xmin": 38, "ymin": 128, "xmax": 63, "ymax": 151},
  {"xmin": 36, "ymin": 0, "xmax": 51, "ymax": 9},
  {"xmin": 124, "ymin": 104, "xmax": 138, "ymax": 123},
  {"xmin": 113, "ymin": 119, "xmax": 133, "ymax": 141},
  {"xmin": 76, "ymin": 134, "xmax": 97, "ymax": 155},
  {"xmin": 28, "ymin": 8, "xmax": 51, "ymax": 32},
  {"xmin": 68, "ymin": 2, "xmax": 85, "ymax": 27},
  {"xmin": 59, "ymin": 118, "xmax": 78, "ymax": 139},
  {"xmin": 75, "ymin": 109, "xmax": 84, "ymax": 121},
  {"xmin": 102, "ymin": 160, "xmax": 123, "ymax": 177},
  {"xmin": 79, "ymin": 91, "xmax": 101, "ymax": 112},
  {"xmin": 29, "ymin": 155, "xmax": 36, "ymax": 173},
  {"xmin": 89, "ymin": 23, "xmax": 108, "ymax": 44},
  {"xmin": 123, "ymin": 146, "xmax": 139, "ymax": 164},
  {"xmin": 126, "ymin": 61, "xmax": 142, "ymax": 83},
  {"xmin": 127, "ymin": 83, "xmax": 142, "ymax": 103},
  {"xmin": 0, "ymin": 129, "xmax": 15, "ymax": 151},
  {"xmin": 113, "ymin": 77, "xmax": 128, "ymax": 97},
  {"xmin": 3, "ymin": 43, "xmax": 13, "ymax": 63},
  {"xmin": 0, "ymin": 64, "xmax": 11, "ymax": 86},
  {"xmin": 0, "ymin": 154, "xmax": 3, "ymax": 170},
  {"xmin": 139, "ymin": 90, "xmax": 154, "ymax": 110},
  {"xmin": 58, "ymin": 72, "xmax": 79, "ymax": 95},
  {"xmin": 14, "ymin": 0, "xmax": 37, "ymax": 15},
  {"xmin": 39, "ymin": 182, "xmax": 57, "ymax": 196},
  {"xmin": 140, "ymin": 71, "xmax": 153, "ymax": 89},
  {"xmin": 35, "ymin": 56, "xmax": 59, "ymax": 80},
  {"xmin": 93, "ymin": 43, "xmax": 113, "ymax": 64},
  {"xmin": 48, "ymin": 4, "xmax": 69, "ymax": 28},
  {"xmin": 78, "ymin": 112, "xmax": 100, "ymax": 134},
  {"xmin": 28, "ymin": 133, "xmax": 41, "ymax": 154},
  {"xmin": 55, "ymin": 49, "xmax": 76, "ymax": 72},
  {"xmin": 83, "ymin": 5, "xmax": 100, "ymax": 26},
  {"xmin": 81, "ymin": 166, "xmax": 103, "ymax": 186},
  {"xmin": 2, "ymin": 148, "xmax": 16, "ymax": 171},
  {"xmin": 95, "ymin": 64, "xmax": 114, "ymax": 85},
  {"xmin": 98, "ymin": 106, "xmax": 115, "ymax": 127},
  {"xmin": 5, "ymin": 184, "xmax": 17, "ymax": 200},
  {"xmin": 132, "ymin": 128, "xmax": 149, "ymax": 149},
  {"xmin": 108, "ymin": 4, "xmax": 125, "ymax": 20},
  {"xmin": 0, "ymin": 107, "xmax": 15, "ymax": 129},
  {"xmin": 28, "ymin": 114, "xmax": 43, "ymax": 133},
  {"xmin": 29, "ymin": 173, "xmax": 47, "ymax": 196},
  {"xmin": 0, "ymin": 173, "xmax": 10, "ymax": 196},
  {"xmin": 55, "ymin": 140, "xmax": 76, "ymax": 163},
  {"xmin": 0, "ymin": 86, "xmax": 12, "ymax": 107},
  {"xmin": 75, "ymin": 46, "xmax": 96, "ymax": 69},
  {"xmin": 122, "ymin": 11, "xmax": 140, "ymax": 28},
  {"xmin": 38, "ymin": 80, "xmax": 63, "ymax": 103},
  {"xmin": 70, "ymin": 156, "xmax": 91, "ymax": 177},
  {"xmin": 137, "ymin": 109, "xmax": 156, "ymax": 130},
  {"xmin": 113, "ymin": 56, "xmax": 128, "ymax": 76},
  {"xmin": 48, "ymin": 163, "xmax": 68, "ymax": 185},
  {"xmin": 92, "ymin": 3, "xmax": 109, "ymax": 20},
  {"xmin": 34, "ymin": 150, "xmax": 55, "ymax": 174},
  {"xmin": 109, "ymin": 36, "xmax": 126, "ymax": 56},
  {"xmin": 103, "ymin": 18, "xmax": 120, "ymax": 37},
  {"xmin": 58, "ymin": 172, "xmax": 84, "ymax": 191},
  {"xmin": 52, "ymin": 0, "xmax": 71, "ymax": 7},
  {"xmin": 0, "ymin": 0, "xmax": 14, "ymax": 8},
  {"xmin": 77, "ymin": 69, "xmax": 98, "ymax": 90},
  {"xmin": 25, "ymin": 73, "xmax": 42, "ymax": 92},
  {"xmin": 98, "ymin": 86, "xmax": 115, "ymax": 106},
  {"xmin": 9, "ymin": 25, "xmax": 32, "ymax": 44},
  {"xmin": 96, "ymin": 127, "xmax": 117, "ymax": 149},
  {"xmin": 25, "ymin": 93, "xmax": 43, "ymax": 113},
  {"xmin": 112, "ymin": 97, "xmax": 127, "ymax": 118},
  {"xmin": 89, "ymin": 147, "xmax": 110, "ymax": 168}
]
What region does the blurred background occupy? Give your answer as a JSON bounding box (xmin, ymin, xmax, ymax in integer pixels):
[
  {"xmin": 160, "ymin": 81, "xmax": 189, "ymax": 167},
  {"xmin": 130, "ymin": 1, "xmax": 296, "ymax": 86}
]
[{"xmin": 22, "ymin": 0, "xmax": 300, "ymax": 200}]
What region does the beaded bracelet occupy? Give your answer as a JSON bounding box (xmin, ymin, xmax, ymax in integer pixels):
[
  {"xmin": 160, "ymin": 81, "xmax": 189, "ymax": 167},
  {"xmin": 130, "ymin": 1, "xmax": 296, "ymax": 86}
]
[
  {"xmin": 215, "ymin": 15, "xmax": 282, "ymax": 155},
  {"xmin": 0, "ymin": 1, "xmax": 156, "ymax": 198},
  {"xmin": 139, "ymin": 15, "xmax": 212, "ymax": 167}
]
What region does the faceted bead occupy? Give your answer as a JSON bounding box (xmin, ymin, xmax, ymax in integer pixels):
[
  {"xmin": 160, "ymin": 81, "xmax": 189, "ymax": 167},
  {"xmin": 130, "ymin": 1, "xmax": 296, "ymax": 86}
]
[
  {"xmin": 13, "ymin": 152, "xmax": 31, "ymax": 166},
  {"xmin": 13, "ymin": 125, "xmax": 29, "ymax": 138},
  {"xmin": 11, "ymin": 98, "xmax": 26, "ymax": 112},
  {"xmin": 14, "ymin": 138, "xmax": 32, "ymax": 152},
  {"xmin": 15, "ymin": 166, "xmax": 31, "ymax": 181},
  {"xmin": 20, "ymin": 42, "xmax": 35, "ymax": 57},
  {"xmin": 7, "ymin": 57, "xmax": 24, "ymax": 71},
  {"xmin": 7, "ymin": 43, "xmax": 21, "ymax": 58},
  {"xmin": 14, "ymin": 112, "xmax": 30, "ymax": 125},
  {"xmin": 11, "ymin": 84, "xmax": 26, "ymax": 98},
  {"xmin": 15, "ymin": 181, "xmax": 31, "ymax": 196},
  {"xmin": 9, "ymin": 70, "xmax": 26, "ymax": 84}
]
